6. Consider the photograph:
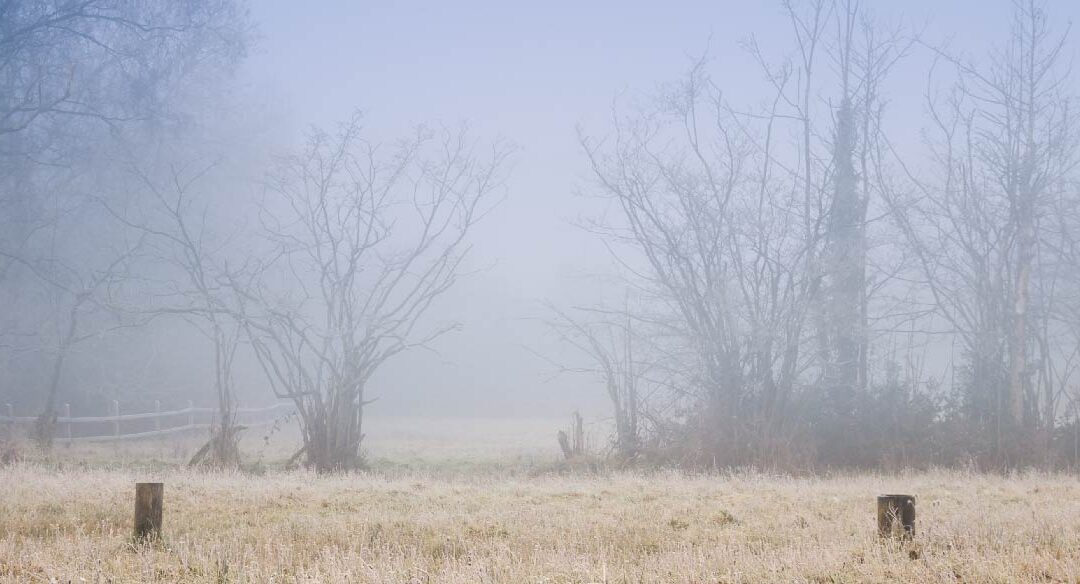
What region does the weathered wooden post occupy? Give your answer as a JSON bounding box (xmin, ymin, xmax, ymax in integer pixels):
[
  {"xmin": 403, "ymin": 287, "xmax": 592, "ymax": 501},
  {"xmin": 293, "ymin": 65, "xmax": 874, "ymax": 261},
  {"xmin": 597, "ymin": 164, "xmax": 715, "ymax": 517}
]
[
  {"xmin": 572, "ymin": 411, "xmax": 584, "ymax": 456},
  {"xmin": 133, "ymin": 482, "xmax": 164, "ymax": 540},
  {"xmin": 877, "ymin": 494, "xmax": 915, "ymax": 538},
  {"xmin": 63, "ymin": 403, "xmax": 72, "ymax": 445}
]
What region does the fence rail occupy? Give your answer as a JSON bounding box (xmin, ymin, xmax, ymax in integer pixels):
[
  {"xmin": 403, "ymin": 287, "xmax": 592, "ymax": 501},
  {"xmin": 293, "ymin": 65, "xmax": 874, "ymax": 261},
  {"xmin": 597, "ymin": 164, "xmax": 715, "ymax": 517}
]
[{"xmin": 1, "ymin": 401, "xmax": 295, "ymax": 443}]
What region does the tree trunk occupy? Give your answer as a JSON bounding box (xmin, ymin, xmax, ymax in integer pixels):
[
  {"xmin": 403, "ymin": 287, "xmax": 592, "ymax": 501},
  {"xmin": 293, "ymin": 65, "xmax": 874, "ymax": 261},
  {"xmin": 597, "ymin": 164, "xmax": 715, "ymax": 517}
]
[
  {"xmin": 189, "ymin": 330, "xmax": 243, "ymax": 469},
  {"xmin": 822, "ymin": 98, "xmax": 865, "ymax": 401},
  {"xmin": 298, "ymin": 389, "xmax": 366, "ymax": 473},
  {"xmin": 1008, "ymin": 198, "xmax": 1034, "ymax": 432},
  {"xmin": 32, "ymin": 307, "xmax": 78, "ymax": 449}
]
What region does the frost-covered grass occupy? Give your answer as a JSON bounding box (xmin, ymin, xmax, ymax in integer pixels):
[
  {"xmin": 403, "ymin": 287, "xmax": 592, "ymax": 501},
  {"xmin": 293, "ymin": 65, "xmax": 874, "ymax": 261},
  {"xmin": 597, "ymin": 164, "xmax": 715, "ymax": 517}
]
[{"xmin": 1, "ymin": 464, "xmax": 1079, "ymax": 583}]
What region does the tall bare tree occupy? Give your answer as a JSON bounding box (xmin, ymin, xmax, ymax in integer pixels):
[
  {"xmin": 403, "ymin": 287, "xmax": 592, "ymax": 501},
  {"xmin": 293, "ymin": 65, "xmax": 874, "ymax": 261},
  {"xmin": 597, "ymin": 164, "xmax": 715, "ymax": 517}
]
[
  {"xmin": 885, "ymin": 0, "xmax": 1079, "ymax": 462},
  {"xmin": 0, "ymin": 0, "xmax": 249, "ymax": 445},
  {"xmin": 102, "ymin": 161, "xmax": 249, "ymax": 468},
  {"xmin": 237, "ymin": 115, "xmax": 510, "ymax": 472},
  {"xmin": 579, "ymin": 0, "xmax": 908, "ymax": 466},
  {"xmin": 581, "ymin": 58, "xmax": 821, "ymax": 464},
  {"xmin": 814, "ymin": 1, "xmax": 910, "ymax": 444}
]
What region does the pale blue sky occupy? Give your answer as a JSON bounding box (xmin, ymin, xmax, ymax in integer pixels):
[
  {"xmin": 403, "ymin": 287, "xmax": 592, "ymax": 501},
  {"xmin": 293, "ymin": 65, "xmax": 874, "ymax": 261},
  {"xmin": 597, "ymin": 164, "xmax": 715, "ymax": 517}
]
[{"xmin": 239, "ymin": 0, "xmax": 1079, "ymax": 417}]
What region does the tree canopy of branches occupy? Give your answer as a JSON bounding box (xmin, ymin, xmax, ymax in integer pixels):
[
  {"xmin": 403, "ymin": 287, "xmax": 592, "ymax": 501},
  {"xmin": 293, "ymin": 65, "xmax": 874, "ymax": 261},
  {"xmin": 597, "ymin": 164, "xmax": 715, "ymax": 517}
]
[
  {"xmin": 569, "ymin": 0, "xmax": 1080, "ymax": 471},
  {"xmin": 578, "ymin": 0, "xmax": 929, "ymax": 468},
  {"xmin": 238, "ymin": 116, "xmax": 511, "ymax": 472},
  {"xmin": 885, "ymin": 0, "xmax": 1080, "ymax": 464},
  {"xmin": 0, "ymin": 0, "xmax": 247, "ymax": 139},
  {"xmin": 0, "ymin": 0, "xmax": 250, "ymax": 448}
]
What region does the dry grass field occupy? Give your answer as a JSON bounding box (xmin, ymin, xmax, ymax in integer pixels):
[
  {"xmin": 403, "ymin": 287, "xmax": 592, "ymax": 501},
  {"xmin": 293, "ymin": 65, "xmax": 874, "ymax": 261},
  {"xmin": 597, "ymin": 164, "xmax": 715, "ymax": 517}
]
[{"xmin": 1, "ymin": 419, "xmax": 1079, "ymax": 583}]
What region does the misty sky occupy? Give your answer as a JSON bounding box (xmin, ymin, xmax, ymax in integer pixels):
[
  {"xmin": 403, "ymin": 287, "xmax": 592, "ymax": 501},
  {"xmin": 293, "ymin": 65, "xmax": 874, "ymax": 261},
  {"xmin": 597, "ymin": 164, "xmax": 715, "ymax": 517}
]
[{"xmin": 237, "ymin": 0, "xmax": 1080, "ymax": 418}]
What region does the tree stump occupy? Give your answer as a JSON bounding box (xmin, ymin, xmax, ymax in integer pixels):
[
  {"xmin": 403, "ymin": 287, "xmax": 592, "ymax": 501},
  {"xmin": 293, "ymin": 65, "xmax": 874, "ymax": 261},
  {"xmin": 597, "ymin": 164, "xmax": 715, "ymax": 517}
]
[
  {"xmin": 877, "ymin": 494, "xmax": 915, "ymax": 538},
  {"xmin": 557, "ymin": 430, "xmax": 573, "ymax": 459},
  {"xmin": 134, "ymin": 482, "xmax": 164, "ymax": 541}
]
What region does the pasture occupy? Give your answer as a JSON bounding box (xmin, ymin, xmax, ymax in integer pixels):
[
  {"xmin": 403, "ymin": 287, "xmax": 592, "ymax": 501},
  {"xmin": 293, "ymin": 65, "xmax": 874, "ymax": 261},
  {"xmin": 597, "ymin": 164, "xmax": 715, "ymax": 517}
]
[{"xmin": 1, "ymin": 418, "xmax": 1078, "ymax": 583}]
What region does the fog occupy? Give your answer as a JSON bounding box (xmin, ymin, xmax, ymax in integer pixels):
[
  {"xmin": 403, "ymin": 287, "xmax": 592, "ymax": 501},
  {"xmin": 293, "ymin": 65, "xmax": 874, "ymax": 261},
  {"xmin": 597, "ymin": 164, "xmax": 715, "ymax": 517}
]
[
  {"xmin": 241, "ymin": 0, "xmax": 1068, "ymax": 418},
  {"xmin": 3, "ymin": 0, "xmax": 1080, "ymax": 471}
]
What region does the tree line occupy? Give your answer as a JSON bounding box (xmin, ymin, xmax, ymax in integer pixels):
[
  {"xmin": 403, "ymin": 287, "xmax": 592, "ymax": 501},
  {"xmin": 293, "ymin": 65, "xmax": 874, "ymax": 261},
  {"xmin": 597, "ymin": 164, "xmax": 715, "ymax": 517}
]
[
  {"xmin": 568, "ymin": 0, "xmax": 1080, "ymax": 470},
  {"xmin": 1, "ymin": 0, "xmax": 1078, "ymax": 472}
]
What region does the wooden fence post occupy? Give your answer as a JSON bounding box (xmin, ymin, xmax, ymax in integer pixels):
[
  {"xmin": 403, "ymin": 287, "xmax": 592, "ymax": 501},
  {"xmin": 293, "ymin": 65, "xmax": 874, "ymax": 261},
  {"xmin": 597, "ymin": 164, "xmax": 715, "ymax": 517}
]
[
  {"xmin": 133, "ymin": 482, "xmax": 163, "ymax": 540},
  {"xmin": 572, "ymin": 411, "xmax": 584, "ymax": 456},
  {"xmin": 877, "ymin": 494, "xmax": 915, "ymax": 539},
  {"xmin": 111, "ymin": 400, "xmax": 120, "ymax": 438},
  {"xmin": 63, "ymin": 403, "xmax": 72, "ymax": 445}
]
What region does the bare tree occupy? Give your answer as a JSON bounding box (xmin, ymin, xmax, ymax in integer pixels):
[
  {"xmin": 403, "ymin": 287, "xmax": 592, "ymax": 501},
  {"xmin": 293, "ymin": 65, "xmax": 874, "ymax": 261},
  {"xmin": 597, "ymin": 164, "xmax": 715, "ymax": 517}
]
[
  {"xmin": 0, "ymin": 0, "xmax": 249, "ymax": 443},
  {"xmin": 581, "ymin": 58, "xmax": 820, "ymax": 464},
  {"xmin": 578, "ymin": 0, "xmax": 909, "ymax": 467},
  {"xmin": 236, "ymin": 115, "xmax": 510, "ymax": 472},
  {"xmin": 812, "ymin": 2, "xmax": 911, "ymax": 455},
  {"xmin": 0, "ymin": 224, "xmax": 142, "ymax": 447},
  {"xmin": 102, "ymin": 161, "xmax": 249, "ymax": 468},
  {"xmin": 884, "ymin": 0, "xmax": 1079, "ymax": 462}
]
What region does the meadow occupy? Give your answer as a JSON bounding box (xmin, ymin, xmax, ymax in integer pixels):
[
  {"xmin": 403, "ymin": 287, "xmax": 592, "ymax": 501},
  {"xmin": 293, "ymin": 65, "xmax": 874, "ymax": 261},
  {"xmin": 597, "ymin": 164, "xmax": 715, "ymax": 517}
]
[{"xmin": 1, "ymin": 418, "xmax": 1079, "ymax": 583}]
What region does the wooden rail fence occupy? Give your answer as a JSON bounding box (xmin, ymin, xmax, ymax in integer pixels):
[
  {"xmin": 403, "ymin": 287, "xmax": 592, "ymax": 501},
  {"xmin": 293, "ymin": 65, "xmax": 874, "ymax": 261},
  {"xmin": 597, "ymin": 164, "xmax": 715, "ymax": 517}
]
[{"xmin": 1, "ymin": 401, "xmax": 295, "ymax": 443}]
